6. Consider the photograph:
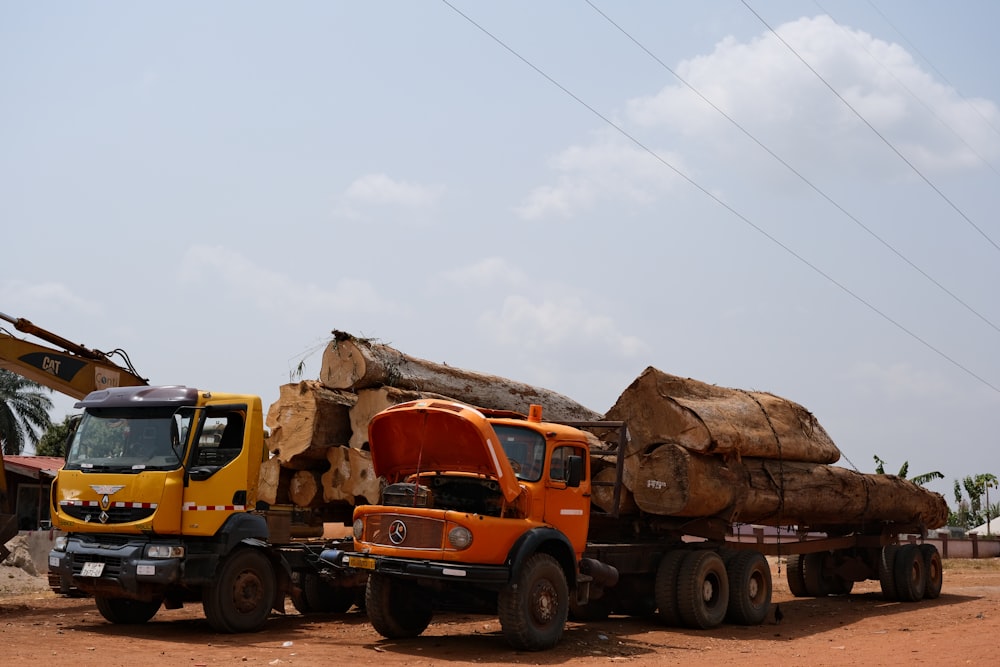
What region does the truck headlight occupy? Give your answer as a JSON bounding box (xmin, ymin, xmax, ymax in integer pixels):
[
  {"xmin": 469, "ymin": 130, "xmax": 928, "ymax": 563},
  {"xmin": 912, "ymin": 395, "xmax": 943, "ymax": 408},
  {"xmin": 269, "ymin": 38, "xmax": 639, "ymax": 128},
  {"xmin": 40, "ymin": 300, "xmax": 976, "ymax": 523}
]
[
  {"xmin": 353, "ymin": 518, "xmax": 364, "ymax": 540},
  {"xmin": 53, "ymin": 535, "xmax": 68, "ymax": 552},
  {"xmin": 146, "ymin": 545, "xmax": 185, "ymax": 559},
  {"xmin": 447, "ymin": 526, "xmax": 472, "ymax": 550}
]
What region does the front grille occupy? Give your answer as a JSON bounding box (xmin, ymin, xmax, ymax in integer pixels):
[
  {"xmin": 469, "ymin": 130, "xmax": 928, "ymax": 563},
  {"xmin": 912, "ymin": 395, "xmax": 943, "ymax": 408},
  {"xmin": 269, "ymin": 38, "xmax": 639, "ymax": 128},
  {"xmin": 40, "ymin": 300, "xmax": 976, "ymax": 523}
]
[
  {"xmin": 365, "ymin": 513, "xmax": 444, "ymax": 549},
  {"xmin": 61, "ymin": 504, "xmax": 155, "ymax": 524}
]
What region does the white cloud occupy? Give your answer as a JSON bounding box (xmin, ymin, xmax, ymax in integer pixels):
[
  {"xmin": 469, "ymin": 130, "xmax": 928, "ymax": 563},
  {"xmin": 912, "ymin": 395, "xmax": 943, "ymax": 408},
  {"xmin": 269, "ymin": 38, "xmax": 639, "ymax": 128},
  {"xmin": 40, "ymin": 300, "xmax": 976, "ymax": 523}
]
[
  {"xmin": 479, "ymin": 293, "xmax": 647, "ymax": 360},
  {"xmin": 440, "ymin": 257, "xmax": 528, "ymax": 289},
  {"xmin": 519, "ymin": 15, "xmax": 1000, "ymax": 222},
  {"xmin": 514, "ymin": 134, "xmax": 685, "ymax": 221},
  {"xmin": 626, "ymin": 15, "xmax": 1000, "ymax": 173},
  {"xmin": 334, "ymin": 173, "xmax": 445, "ymax": 220},
  {"xmin": 177, "ymin": 245, "xmax": 393, "ymax": 315},
  {"xmin": 0, "ymin": 279, "xmax": 99, "ymax": 318}
]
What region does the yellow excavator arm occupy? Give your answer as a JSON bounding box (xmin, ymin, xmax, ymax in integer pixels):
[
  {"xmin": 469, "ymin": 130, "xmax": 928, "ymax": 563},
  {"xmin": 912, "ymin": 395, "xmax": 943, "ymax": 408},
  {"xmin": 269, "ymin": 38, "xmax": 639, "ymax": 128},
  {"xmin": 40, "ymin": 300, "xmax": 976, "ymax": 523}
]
[
  {"xmin": 0, "ymin": 311, "xmax": 148, "ymax": 400},
  {"xmin": 0, "ymin": 311, "xmax": 149, "ymax": 558}
]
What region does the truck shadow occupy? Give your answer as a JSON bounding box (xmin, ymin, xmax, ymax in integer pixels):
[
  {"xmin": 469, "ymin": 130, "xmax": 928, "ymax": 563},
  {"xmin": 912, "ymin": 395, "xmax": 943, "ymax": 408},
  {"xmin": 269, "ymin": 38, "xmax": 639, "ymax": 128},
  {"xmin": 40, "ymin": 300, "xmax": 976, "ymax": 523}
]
[
  {"xmin": 358, "ymin": 591, "xmax": 978, "ymax": 663},
  {"xmin": 52, "ymin": 591, "xmax": 976, "ymax": 662}
]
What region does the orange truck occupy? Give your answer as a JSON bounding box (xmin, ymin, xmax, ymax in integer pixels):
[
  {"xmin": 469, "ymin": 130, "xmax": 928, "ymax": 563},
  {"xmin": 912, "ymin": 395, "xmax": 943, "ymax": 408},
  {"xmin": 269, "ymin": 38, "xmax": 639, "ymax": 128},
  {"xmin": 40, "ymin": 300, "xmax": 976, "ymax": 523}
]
[{"xmin": 344, "ymin": 398, "xmax": 944, "ymax": 651}]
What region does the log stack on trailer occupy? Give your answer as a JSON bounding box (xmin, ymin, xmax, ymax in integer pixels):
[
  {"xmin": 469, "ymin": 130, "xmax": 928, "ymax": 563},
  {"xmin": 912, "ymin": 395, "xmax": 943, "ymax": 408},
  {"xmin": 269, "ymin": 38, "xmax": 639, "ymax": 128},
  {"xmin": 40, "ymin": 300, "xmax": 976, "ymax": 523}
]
[{"xmin": 261, "ymin": 331, "xmax": 948, "ymax": 546}]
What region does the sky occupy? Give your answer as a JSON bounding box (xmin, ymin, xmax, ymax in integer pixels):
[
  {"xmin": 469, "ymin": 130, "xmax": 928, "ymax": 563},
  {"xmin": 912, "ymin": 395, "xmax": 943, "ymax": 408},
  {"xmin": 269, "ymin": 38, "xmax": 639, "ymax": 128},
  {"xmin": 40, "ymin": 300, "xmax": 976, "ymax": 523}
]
[{"xmin": 2, "ymin": 1, "xmax": 998, "ymax": 507}]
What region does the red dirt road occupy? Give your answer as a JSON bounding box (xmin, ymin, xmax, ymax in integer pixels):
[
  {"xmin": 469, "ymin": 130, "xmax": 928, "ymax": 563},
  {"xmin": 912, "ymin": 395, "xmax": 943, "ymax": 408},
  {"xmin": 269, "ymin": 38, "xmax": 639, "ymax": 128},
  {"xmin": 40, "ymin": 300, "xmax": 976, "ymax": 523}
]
[{"xmin": 1, "ymin": 558, "xmax": 997, "ymax": 666}]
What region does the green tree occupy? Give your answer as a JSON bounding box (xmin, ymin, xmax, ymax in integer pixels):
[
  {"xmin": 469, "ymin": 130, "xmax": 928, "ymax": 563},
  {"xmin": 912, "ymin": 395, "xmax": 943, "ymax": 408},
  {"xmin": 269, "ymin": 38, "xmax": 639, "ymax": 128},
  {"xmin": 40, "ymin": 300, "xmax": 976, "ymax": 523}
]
[
  {"xmin": 950, "ymin": 474, "xmax": 999, "ymax": 530},
  {"xmin": 872, "ymin": 455, "xmax": 943, "ymax": 486},
  {"xmin": 36, "ymin": 415, "xmax": 78, "ymax": 458},
  {"xmin": 0, "ymin": 369, "xmax": 53, "ymax": 455}
]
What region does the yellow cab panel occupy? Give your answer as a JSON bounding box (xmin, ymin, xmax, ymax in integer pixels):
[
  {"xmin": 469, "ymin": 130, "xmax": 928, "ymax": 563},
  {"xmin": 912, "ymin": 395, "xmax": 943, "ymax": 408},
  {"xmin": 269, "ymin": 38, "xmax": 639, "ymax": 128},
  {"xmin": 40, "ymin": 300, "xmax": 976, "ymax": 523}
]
[{"xmin": 51, "ymin": 386, "xmax": 265, "ymax": 538}]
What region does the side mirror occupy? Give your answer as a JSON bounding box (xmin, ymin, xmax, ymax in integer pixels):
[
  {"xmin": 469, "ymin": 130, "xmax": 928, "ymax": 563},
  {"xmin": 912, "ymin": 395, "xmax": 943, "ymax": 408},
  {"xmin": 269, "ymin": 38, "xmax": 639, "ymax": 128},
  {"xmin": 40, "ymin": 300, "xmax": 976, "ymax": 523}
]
[{"xmin": 566, "ymin": 455, "xmax": 584, "ymax": 488}]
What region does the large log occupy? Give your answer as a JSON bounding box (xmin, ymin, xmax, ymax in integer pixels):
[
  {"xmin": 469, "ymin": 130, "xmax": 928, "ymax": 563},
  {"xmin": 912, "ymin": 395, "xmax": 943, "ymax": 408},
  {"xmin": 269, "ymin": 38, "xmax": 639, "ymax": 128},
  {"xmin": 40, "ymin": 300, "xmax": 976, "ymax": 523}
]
[
  {"xmin": 607, "ymin": 367, "xmax": 841, "ymax": 489},
  {"xmin": 321, "ymin": 446, "xmax": 380, "ymax": 505},
  {"xmin": 265, "ymin": 380, "xmax": 357, "ymax": 465},
  {"xmin": 320, "ymin": 331, "xmax": 602, "ymax": 421},
  {"xmin": 629, "ymin": 443, "xmax": 949, "ymax": 529}
]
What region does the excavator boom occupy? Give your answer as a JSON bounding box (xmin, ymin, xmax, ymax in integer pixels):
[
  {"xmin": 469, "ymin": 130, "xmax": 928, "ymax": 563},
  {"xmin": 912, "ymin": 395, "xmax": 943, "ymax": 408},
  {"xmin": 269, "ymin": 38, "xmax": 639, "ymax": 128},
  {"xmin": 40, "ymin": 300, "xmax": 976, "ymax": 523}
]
[
  {"xmin": 0, "ymin": 312, "xmax": 148, "ymax": 400},
  {"xmin": 0, "ymin": 311, "xmax": 149, "ymax": 559}
]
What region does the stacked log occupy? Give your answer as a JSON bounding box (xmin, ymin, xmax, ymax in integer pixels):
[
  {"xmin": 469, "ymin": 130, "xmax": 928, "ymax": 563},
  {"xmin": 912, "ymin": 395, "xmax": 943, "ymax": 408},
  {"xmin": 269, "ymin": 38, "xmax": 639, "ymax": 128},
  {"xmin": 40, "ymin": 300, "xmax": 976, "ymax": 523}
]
[
  {"xmin": 262, "ymin": 334, "xmax": 948, "ymax": 534},
  {"xmin": 603, "ymin": 367, "xmax": 948, "ymax": 530},
  {"xmin": 260, "ymin": 331, "xmax": 602, "ymax": 516}
]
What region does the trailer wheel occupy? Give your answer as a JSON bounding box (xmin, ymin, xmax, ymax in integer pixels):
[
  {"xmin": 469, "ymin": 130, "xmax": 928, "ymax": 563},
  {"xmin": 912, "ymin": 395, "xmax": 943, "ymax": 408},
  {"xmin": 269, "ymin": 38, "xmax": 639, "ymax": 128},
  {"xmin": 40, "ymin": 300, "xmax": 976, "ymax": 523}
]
[
  {"xmin": 725, "ymin": 551, "xmax": 772, "ymax": 625},
  {"xmin": 202, "ymin": 548, "xmax": 276, "ymax": 633},
  {"xmin": 94, "ymin": 596, "xmax": 162, "ymax": 624},
  {"xmin": 805, "ymin": 552, "xmax": 839, "ymax": 597},
  {"xmin": 878, "ymin": 545, "xmax": 900, "ymax": 601},
  {"xmin": 365, "ymin": 572, "xmax": 432, "ymax": 639},
  {"xmin": 894, "ymin": 544, "xmax": 926, "ymax": 602},
  {"xmin": 785, "ymin": 554, "xmax": 808, "ymax": 597},
  {"xmin": 676, "ymin": 550, "xmax": 729, "ymax": 629},
  {"xmin": 290, "ymin": 572, "xmax": 355, "ymax": 614},
  {"xmin": 654, "ymin": 550, "xmax": 687, "ymax": 626},
  {"xmin": 920, "ymin": 544, "xmax": 943, "ymax": 599},
  {"xmin": 498, "ymin": 553, "xmax": 568, "ymax": 651}
]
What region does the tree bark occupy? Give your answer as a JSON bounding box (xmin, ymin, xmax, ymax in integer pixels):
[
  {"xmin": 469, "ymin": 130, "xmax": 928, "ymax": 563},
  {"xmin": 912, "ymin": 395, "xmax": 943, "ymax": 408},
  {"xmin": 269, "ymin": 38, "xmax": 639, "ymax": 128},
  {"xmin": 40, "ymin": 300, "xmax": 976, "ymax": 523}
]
[
  {"xmin": 320, "ymin": 331, "xmax": 602, "ymax": 421},
  {"xmin": 265, "ymin": 380, "xmax": 356, "ymax": 464},
  {"xmin": 607, "ymin": 367, "xmax": 841, "ymax": 491},
  {"xmin": 628, "ymin": 443, "xmax": 949, "ymax": 529}
]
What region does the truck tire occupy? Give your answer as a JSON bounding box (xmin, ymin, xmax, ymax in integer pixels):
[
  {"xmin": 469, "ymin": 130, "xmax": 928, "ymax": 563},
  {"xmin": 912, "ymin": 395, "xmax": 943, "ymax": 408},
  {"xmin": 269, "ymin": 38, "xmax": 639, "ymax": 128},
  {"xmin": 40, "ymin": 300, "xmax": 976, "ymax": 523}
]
[
  {"xmin": 365, "ymin": 572, "xmax": 432, "ymax": 639},
  {"xmin": 676, "ymin": 550, "xmax": 729, "ymax": 629},
  {"xmin": 920, "ymin": 544, "xmax": 943, "ymax": 599},
  {"xmin": 725, "ymin": 551, "xmax": 772, "ymax": 625},
  {"xmin": 785, "ymin": 554, "xmax": 808, "ymax": 597},
  {"xmin": 893, "ymin": 544, "xmax": 926, "ymax": 602},
  {"xmin": 654, "ymin": 550, "xmax": 687, "ymax": 626},
  {"xmin": 94, "ymin": 596, "xmax": 162, "ymax": 624},
  {"xmin": 498, "ymin": 553, "xmax": 569, "ymax": 651},
  {"xmin": 802, "ymin": 552, "xmax": 834, "ymax": 597},
  {"xmin": 202, "ymin": 548, "xmax": 276, "ymax": 633},
  {"xmin": 290, "ymin": 572, "xmax": 356, "ymax": 614},
  {"xmin": 878, "ymin": 545, "xmax": 899, "ymax": 601}
]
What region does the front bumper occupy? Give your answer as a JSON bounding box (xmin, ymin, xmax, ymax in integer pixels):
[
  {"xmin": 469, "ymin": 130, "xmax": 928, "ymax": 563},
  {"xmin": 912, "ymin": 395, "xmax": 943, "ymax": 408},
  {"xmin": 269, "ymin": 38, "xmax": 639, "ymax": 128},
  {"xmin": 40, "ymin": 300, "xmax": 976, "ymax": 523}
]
[
  {"xmin": 48, "ymin": 536, "xmax": 190, "ymax": 601},
  {"xmin": 343, "ymin": 552, "xmax": 510, "ymax": 588}
]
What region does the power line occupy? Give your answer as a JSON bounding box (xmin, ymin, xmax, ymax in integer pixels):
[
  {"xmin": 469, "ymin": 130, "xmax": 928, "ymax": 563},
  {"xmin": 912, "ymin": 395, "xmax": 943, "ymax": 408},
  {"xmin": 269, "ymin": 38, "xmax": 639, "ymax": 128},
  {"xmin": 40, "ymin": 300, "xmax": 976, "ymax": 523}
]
[
  {"xmin": 865, "ymin": 0, "xmax": 1000, "ymax": 140},
  {"xmin": 742, "ymin": 0, "xmax": 1000, "ymax": 254},
  {"xmin": 439, "ymin": 0, "xmax": 1000, "ymax": 394},
  {"xmin": 585, "ymin": 0, "xmax": 1000, "ymax": 338}
]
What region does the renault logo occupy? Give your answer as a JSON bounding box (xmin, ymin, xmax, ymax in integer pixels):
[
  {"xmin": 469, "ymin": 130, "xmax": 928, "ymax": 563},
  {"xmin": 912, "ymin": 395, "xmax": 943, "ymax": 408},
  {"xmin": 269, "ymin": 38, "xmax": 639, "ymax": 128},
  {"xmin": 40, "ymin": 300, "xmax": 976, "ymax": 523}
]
[{"xmin": 388, "ymin": 520, "xmax": 407, "ymax": 545}]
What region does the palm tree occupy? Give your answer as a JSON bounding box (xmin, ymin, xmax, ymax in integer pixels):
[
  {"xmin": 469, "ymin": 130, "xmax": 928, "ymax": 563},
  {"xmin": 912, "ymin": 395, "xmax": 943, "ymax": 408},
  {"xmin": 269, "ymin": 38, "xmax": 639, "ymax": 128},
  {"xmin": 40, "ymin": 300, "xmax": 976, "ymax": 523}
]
[
  {"xmin": 0, "ymin": 369, "xmax": 54, "ymax": 455},
  {"xmin": 872, "ymin": 455, "xmax": 943, "ymax": 486}
]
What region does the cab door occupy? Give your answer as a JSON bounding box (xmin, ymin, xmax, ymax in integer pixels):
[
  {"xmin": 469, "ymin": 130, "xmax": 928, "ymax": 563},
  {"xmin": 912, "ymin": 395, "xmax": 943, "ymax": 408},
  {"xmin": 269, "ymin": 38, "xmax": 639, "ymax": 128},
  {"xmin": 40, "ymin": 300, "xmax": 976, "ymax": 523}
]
[
  {"xmin": 542, "ymin": 443, "xmax": 590, "ymax": 553},
  {"xmin": 181, "ymin": 407, "xmax": 255, "ymax": 537}
]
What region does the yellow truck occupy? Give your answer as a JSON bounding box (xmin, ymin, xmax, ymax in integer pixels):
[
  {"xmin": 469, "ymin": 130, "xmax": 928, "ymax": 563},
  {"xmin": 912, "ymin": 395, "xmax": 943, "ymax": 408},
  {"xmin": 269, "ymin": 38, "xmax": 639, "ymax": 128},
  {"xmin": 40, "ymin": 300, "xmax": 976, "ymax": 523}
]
[
  {"xmin": 46, "ymin": 385, "xmax": 367, "ymax": 630},
  {"xmin": 344, "ymin": 398, "xmax": 944, "ymax": 651}
]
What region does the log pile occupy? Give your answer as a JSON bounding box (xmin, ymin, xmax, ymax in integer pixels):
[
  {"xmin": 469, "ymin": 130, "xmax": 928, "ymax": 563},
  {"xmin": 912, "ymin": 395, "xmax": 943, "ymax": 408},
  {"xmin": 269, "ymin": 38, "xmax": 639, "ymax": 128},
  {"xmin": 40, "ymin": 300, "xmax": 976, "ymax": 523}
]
[
  {"xmin": 258, "ymin": 332, "xmax": 601, "ymax": 519},
  {"xmin": 600, "ymin": 366, "xmax": 948, "ymax": 530},
  {"xmin": 261, "ymin": 333, "xmax": 949, "ymax": 533}
]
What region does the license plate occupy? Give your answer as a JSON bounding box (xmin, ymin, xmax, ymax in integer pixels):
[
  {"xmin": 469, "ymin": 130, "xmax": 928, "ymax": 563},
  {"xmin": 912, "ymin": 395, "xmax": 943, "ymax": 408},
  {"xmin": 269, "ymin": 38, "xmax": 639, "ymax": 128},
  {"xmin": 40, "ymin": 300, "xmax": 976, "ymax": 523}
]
[
  {"xmin": 80, "ymin": 561, "xmax": 105, "ymax": 577},
  {"xmin": 346, "ymin": 555, "xmax": 376, "ymax": 570}
]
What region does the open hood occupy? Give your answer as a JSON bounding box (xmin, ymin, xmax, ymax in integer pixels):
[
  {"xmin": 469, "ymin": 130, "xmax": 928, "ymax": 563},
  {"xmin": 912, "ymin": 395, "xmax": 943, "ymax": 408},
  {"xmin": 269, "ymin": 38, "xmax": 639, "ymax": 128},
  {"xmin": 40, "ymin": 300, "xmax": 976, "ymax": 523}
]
[{"xmin": 368, "ymin": 399, "xmax": 522, "ymax": 503}]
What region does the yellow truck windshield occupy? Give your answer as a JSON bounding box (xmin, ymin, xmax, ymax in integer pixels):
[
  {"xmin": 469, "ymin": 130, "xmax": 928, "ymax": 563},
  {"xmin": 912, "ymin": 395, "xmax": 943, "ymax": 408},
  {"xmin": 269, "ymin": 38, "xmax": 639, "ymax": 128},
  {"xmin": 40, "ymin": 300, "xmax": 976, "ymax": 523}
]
[{"xmin": 65, "ymin": 407, "xmax": 191, "ymax": 472}]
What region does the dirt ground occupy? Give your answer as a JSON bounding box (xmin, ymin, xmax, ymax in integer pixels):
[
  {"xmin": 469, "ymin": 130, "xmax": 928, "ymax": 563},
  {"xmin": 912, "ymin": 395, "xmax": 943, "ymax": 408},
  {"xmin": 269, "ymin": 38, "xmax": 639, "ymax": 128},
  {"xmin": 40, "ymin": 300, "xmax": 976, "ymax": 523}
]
[{"xmin": 1, "ymin": 557, "xmax": 997, "ymax": 666}]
